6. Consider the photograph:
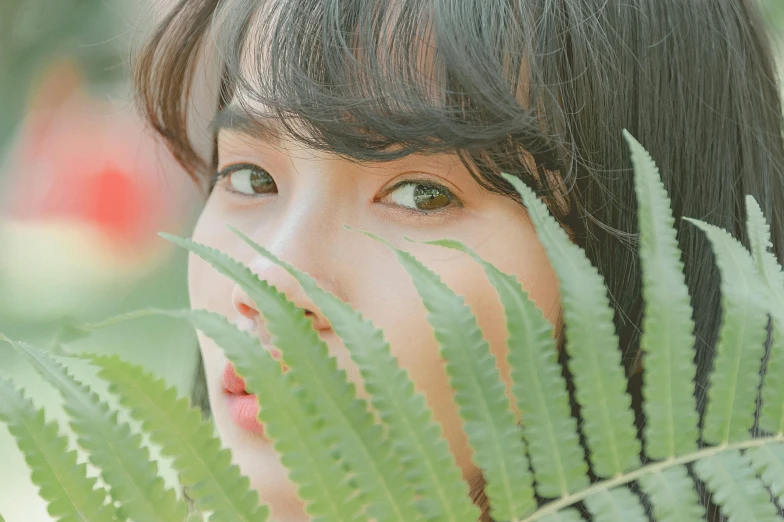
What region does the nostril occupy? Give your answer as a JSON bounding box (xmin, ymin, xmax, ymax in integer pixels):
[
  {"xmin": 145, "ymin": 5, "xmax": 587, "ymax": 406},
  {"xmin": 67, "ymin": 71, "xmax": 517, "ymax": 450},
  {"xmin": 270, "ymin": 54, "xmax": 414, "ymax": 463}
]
[
  {"xmin": 232, "ymin": 286, "xmax": 259, "ymax": 320},
  {"xmin": 236, "ymin": 301, "xmax": 258, "ymax": 319}
]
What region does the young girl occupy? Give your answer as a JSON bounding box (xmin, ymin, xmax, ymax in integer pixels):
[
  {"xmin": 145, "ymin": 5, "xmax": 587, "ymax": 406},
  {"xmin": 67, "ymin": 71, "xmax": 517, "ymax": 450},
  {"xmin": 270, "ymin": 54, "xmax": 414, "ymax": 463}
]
[{"xmin": 136, "ymin": 0, "xmax": 784, "ymax": 520}]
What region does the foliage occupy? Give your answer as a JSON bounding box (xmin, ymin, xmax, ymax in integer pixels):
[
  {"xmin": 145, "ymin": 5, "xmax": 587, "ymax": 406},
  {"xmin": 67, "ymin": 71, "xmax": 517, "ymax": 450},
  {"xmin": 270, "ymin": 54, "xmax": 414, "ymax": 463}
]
[{"xmin": 1, "ymin": 133, "xmax": 784, "ymax": 521}]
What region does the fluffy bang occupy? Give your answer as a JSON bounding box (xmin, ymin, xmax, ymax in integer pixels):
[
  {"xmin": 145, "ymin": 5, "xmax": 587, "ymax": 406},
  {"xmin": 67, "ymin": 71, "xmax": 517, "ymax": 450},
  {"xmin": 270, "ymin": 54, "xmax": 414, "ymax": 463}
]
[{"xmin": 210, "ymin": 0, "xmax": 567, "ymax": 173}]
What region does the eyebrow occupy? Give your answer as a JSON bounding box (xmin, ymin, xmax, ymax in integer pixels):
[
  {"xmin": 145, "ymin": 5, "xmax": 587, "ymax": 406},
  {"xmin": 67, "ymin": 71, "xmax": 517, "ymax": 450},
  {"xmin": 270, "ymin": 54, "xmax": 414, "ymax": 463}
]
[{"xmin": 210, "ymin": 104, "xmax": 282, "ymax": 142}]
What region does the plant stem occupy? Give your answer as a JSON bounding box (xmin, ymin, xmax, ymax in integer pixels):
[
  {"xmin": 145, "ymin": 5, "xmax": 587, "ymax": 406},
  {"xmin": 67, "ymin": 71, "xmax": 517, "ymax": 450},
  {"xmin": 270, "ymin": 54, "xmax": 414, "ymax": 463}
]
[{"xmin": 520, "ymin": 434, "xmax": 784, "ymax": 521}]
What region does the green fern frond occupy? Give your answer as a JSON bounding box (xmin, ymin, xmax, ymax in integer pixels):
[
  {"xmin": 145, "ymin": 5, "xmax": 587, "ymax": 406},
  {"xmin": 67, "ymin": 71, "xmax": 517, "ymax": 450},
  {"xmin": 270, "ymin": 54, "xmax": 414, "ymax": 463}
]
[
  {"xmin": 0, "ymin": 377, "xmax": 118, "ymax": 522},
  {"xmin": 684, "ymin": 219, "xmax": 769, "ymax": 445},
  {"xmin": 761, "ymin": 328, "xmax": 784, "ymax": 437},
  {"xmin": 694, "ymin": 449, "xmax": 782, "ymax": 521},
  {"xmin": 745, "ymin": 196, "xmax": 784, "ymax": 435},
  {"xmin": 638, "ymin": 465, "xmax": 705, "ymax": 521},
  {"xmin": 503, "ymin": 174, "xmax": 640, "ymax": 478},
  {"xmin": 228, "ymin": 226, "xmax": 478, "ymax": 522},
  {"xmin": 4, "ymin": 338, "xmax": 186, "ymax": 522},
  {"xmin": 365, "ymin": 233, "xmax": 536, "ymax": 521},
  {"xmin": 745, "ymin": 196, "xmax": 784, "ymax": 298},
  {"xmin": 161, "ymin": 234, "xmax": 421, "ymax": 522},
  {"xmin": 159, "ymin": 308, "xmax": 364, "ymax": 522},
  {"xmin": 583, "ymin": 487, "xmax": 647, "ymax": 522},
  {"xmin": 86, "ymin": 353, "xmax": 267, "ymax": 522},
  {"xmin": 539, "ymin": 509, "xmax": 584, "ymax": 522},
  {"xmin": 748, "ymin": 443, "xmax": 784, "ymax": 506},
  {"xmin": 426, "ymin": 238, "xmax": 588, "ymax": 498},
  {"xmin": 624, "ymin": 130, "xmax": 699, "ymax": 459}
]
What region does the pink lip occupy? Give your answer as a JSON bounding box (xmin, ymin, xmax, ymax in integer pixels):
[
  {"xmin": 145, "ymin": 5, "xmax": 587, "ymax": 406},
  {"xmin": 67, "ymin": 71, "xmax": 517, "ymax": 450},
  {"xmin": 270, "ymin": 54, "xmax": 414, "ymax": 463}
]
[
  {"xmin": 222, "ymin": 351, "xmax": 286, "ymax": 435},
  {"xmin": 222, "ymin": 364, "xmax": 266, "ymax": 435}
]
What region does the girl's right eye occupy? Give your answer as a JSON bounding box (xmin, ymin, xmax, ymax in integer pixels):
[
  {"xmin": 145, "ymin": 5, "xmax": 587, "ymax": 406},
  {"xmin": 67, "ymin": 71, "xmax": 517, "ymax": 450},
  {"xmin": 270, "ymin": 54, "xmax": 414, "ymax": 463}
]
[{"xmin": 213, "ymin": 164, "xmax": 277, "ymax": 196}]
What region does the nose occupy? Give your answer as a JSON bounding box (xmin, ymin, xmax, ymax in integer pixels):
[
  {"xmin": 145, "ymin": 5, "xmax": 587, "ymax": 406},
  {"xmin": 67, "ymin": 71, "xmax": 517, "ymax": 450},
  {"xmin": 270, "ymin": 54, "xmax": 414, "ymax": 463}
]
[
  {"xmin": 230, "ymin": 250, "xmax": 333, "ymax": 333},
  {"xmin": 231, "ymin": 259, "xmax": 330, "ymax": 331},
  {"xmin": 229, "ymin": 171, "xmax": 347, "ymax": 334}
]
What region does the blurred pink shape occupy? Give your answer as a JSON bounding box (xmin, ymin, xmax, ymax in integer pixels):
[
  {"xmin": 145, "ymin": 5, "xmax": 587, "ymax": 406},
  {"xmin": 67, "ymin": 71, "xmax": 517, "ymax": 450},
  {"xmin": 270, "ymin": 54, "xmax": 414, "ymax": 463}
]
[
  {"xmin": 0, "ymin": 61, "xmax": 199, "ymax": 318},
  {"xmin": 3, "ymin": 61, "xmax": 196, "ymax": 258}
]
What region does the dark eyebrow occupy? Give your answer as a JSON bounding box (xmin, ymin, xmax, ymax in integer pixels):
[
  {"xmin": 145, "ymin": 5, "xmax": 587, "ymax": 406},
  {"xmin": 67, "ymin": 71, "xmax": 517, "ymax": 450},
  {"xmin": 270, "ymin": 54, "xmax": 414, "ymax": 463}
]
[{"xmin": 209, "ymin": 104, "xmax": 281, "ymax": 142}]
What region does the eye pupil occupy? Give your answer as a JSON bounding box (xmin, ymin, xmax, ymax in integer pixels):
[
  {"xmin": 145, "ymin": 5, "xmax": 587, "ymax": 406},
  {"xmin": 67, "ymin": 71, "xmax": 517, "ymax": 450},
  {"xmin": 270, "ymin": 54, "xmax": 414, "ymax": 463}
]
[
  {"xmin": 413, "ymin": 185, "xmax": 451, "ymax": 210},
  {"xmin": 249, "ymin": 170, "xmax": 275, "ymax": 194}
]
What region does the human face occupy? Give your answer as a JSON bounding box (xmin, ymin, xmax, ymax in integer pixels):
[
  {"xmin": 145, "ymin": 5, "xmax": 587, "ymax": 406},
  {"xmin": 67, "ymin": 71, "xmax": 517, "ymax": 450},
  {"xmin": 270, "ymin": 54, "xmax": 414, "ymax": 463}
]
[{"xmin": 188, "ymin": 110, "xmax": 561, "ymax": 521}]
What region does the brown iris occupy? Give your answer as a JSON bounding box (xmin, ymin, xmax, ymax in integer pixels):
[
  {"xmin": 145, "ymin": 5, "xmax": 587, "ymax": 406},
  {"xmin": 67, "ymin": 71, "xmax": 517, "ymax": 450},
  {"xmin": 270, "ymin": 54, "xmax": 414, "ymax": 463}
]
[
  {"xmin": 248, "ymin": 169, "xmax": 276, "ymax": 194},
  {"xmin": 413, "ymin": 184, "xmax": 452, "ymax": 210}
]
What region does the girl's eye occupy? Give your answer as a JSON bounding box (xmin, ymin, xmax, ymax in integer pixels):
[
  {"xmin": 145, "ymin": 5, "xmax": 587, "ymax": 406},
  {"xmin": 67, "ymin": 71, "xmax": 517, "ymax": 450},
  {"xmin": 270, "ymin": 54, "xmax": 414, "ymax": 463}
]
[
  {"xmin": 384, "ymin": 181, "xmax": 458, "ymax": 212},
  {"xmin": 214, "ymin": 164, "xmax": 277, "ymax": 196}
]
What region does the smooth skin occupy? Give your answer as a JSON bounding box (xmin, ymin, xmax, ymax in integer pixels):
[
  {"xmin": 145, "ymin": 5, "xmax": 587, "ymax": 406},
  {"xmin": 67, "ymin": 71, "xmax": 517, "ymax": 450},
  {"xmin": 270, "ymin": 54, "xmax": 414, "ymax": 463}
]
[{"xmin": 188, "ymin": 115, "xmax": 561, "ymax": 521}]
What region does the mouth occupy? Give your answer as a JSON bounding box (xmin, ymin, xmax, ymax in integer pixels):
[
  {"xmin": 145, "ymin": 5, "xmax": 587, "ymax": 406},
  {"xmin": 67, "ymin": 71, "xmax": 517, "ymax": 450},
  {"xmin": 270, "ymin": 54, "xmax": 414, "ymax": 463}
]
[{"xmin": 222, "ymin": 349, "xmax": 287, "ymax": 435}]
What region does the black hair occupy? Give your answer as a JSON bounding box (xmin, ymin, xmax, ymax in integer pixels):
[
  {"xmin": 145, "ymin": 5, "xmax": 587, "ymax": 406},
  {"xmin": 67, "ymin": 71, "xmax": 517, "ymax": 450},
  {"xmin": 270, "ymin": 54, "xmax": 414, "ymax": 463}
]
[{"xmin": 136, "ymin": 0, "xmax": 784, "ymax": 518}]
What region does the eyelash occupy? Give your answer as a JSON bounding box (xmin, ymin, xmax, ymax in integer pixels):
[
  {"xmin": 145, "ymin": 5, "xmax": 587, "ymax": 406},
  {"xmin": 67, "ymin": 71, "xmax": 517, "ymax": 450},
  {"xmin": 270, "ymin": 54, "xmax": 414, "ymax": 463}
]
[{"xmin": 211, "ymin": 163, "xmax": 462, "ymax": 214}]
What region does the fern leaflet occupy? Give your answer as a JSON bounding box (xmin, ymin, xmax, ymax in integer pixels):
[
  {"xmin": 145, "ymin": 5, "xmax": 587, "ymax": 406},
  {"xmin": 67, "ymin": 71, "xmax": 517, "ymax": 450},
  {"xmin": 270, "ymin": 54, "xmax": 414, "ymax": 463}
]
[
  {"xmin": 228, "ymin": 226, "xmax": 478, "ymax": 522},
  {"xmin": 427, "ymin": 238, "xmax": 588, "ymax": 498},
  {"xmin": 685, "ymin": 219, "xmax": 769, "ymax": 444},
  {"xmin": 0, "ymin": 377, "xmax": 118, "ymax": 522},
  {"xmin": 5, "ymin": 338, "xmax": 186, "ymax": 522},
  {"xmin": 539, "ymin": 510, "xmax": 584, "ymax": 522},
  {"xmin": 638, "ymin": 465, "xmax": 705, "ymax": 521},
  {"xmin": 503, "ymin": 174, "xmax": 640, "ymax": 478},
  {"xmin": 695, "ymin": 449, "xmax": 783, "ymax": 521},
  {"xmin": 162, "ymin": 233, "xmax": 421, "ymax": 522},
  {"xmin": 87, "ymin": 353, "xmax": 267, "ymax": 522},
  {"xmin": 746, "ymin": 196, "xmax": 784, "ymax": 435},
  {"xmin": 368, "ymin": 232, "xmax": 536, "ymax": 521},
  {"xmin": 625, "ymin": 130, "xmax": 699, "ymax": 459},
  {"xmin": 159, "ymin": 308, "xmax": 364, "ymax": 522},
  {"xmin": 748, "ymin": 443, "xmax": 784, "ymax": 506},
  {"xmin": 583, "ymin": 487, "xmax": 647, "ymax": 522}
]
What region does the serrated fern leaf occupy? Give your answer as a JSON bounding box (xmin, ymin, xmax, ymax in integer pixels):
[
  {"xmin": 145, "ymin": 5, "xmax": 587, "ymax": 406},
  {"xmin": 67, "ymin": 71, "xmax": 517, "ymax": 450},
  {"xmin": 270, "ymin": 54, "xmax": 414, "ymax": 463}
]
[
  {"xmin": 684, "ymin": 219, "xmax": 769, "ymax": 445},
  {"xmin": 695, "ymin": 449, "xmax": 783, "ymax": 521},
  {"xmin": 228, "ymin": 226, "xmax": 478, "ymax": 522},
  {"xmin": 583, "ymin": 487, "xmax": 647, "ymax": 522},
  {"xmin": 158, "ymin": 308, "xmax": 363, "ymax": 522},
  {"xmin": 745, "ymin": 196, "xmax": 784, "ymax": 299},
  {"xmin": 161, "ymin": 233, "xmax": 420, "ymax": 522},
  {"xmin": 503, "ymin": 173, "xmax": 640, "ymax": 478},
  {"xmin": 426, "ymin": 238, "xmax": 588, "ymax": 498},
  {"xmin": 748, "ymin": 443, "xmax": 784, "ymax": 506},
  {"xmin": 638, "ymin": 465, "xmax": 705, "ymax": 522},
  {"xmin": 761, "ymin": 329, "xmax": 784, "ymax": 436},
  {"xmin": 87, "ymin": 353, "xmax": 267, "ymax": 522},
  {"xmin": 5, "ymin": 338, "xmax": 186, "ymax": 522},
  {"xmin": 539, "ymin": 509, "xmax": 584, "ymax": 522},
  {"xmin": 0, "ymin": 378, "xmax": 118, "ymax": 522},
  {"xmin": 364, "ymin": 233, "xmax": 536, "ymax": 521},
  {"xmin": 624, "ymin": 131, "xmax": 699, "ymax": 459},
  {"xmin": 745, "ymin": 196, "xmax": 784, "ymax": 435}
]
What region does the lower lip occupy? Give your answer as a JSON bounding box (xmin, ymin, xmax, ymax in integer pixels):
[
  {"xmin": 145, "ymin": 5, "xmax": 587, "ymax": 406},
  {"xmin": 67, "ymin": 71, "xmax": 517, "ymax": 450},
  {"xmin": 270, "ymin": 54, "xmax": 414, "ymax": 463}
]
[{"xmin": 225, "ymin": 393, "xmax": 266, "ymax": 435}]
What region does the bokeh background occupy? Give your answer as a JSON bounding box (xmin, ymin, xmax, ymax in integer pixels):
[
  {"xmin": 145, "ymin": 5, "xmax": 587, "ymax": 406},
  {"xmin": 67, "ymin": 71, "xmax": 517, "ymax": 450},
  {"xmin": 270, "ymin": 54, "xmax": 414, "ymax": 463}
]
[
  {"xmin": 0, "ymin": 2, "xmax": 204, "ymax": 520},
  {"xmin": 0, "ymin": 1, "xmax": 782, "ymax": 520}
]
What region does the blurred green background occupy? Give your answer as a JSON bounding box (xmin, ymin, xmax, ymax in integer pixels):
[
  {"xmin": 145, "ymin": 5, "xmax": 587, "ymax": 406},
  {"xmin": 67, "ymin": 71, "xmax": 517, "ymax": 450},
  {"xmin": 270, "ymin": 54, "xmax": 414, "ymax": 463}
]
[
  {"xmin": 0, "ymin": 1, "xmax": 782, "ymax": 520},
  {"xmin": 0, "ymin": 2, "xmax": 202, "ymax": 520}
]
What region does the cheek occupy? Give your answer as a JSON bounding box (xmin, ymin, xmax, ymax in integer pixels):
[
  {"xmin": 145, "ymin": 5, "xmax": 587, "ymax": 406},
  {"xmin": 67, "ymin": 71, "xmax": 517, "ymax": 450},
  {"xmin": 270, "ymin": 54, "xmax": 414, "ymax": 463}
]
[
  {"xmin": 187, "ymin": 205, "xmax": 238, "ymax": 314},
  {"xmin": 187, "ymin": 207, "xmax": 239, "ymax": 405},
  {"xmin": 344, "ymin": 220, "xmax": 559, "ymax": 478}
]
